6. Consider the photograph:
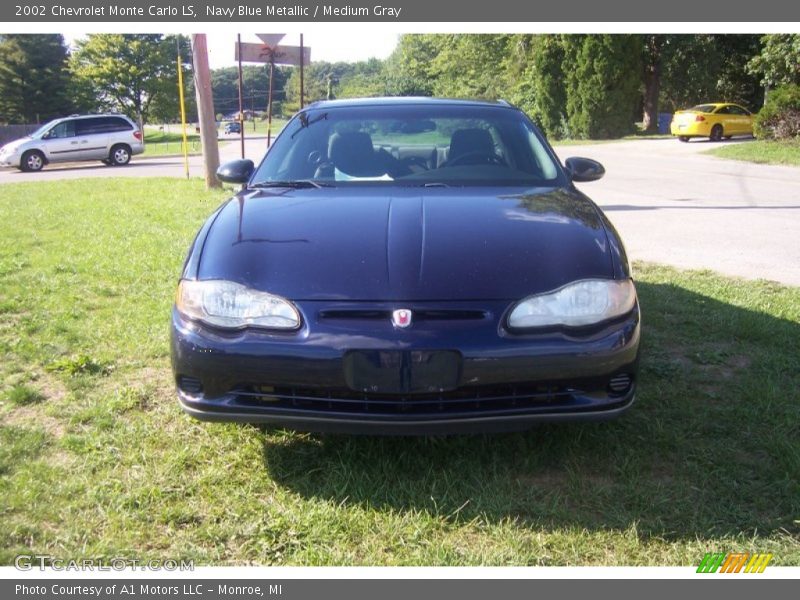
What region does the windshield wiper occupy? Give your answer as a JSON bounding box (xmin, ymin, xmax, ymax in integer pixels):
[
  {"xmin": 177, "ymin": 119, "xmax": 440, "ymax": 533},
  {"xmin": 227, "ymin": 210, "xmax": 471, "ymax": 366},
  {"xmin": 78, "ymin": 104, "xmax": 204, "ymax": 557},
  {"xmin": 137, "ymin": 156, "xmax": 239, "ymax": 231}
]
[{"xmin": 249, "ymin": 180, "xmax": 333, "ymax": 189}]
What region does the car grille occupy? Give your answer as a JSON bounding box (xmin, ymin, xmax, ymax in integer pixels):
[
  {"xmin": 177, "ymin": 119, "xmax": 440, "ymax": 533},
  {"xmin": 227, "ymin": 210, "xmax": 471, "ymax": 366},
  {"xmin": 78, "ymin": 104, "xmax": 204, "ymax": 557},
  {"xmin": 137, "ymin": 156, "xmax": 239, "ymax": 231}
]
[
  {"xmin": 318, "ymin": 309, "xmax": 488, "ymax": 321},
  {"xmin": 228, "ymin": 382, "xmax": 597, "ymax": 416}
]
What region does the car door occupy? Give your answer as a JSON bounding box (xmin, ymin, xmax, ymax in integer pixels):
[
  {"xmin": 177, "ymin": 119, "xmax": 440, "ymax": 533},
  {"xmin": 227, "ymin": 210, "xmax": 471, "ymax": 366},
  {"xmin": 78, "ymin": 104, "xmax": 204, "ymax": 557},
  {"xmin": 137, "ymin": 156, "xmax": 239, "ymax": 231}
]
[
  {"xmin": 729, "ymin": 105, "xmax": 752, "ymax": 134},
  {"xmin": 39, "ymin": 120, "xmax": 79, "ymax": 163},
  {"xmin": 75, "ymin": 117, "xmax": 112, "ymax": 159},
  {"xmin": 713, "ymin": 105, "xmax": 734, "ymax": 134}
]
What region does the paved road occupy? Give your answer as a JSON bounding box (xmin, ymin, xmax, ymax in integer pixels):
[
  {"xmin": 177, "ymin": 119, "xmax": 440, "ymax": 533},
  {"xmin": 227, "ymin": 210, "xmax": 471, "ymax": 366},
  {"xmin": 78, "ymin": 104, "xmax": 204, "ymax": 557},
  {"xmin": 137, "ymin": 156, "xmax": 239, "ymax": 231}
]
[
  {"xmin": 553, "ymin": 138, "xmax": 800, "ymax": 286},
  {"xmin": 0, "ymin": 132, "xmax": 271, "ymax": 182},
  {"xmin": 2, "ymin": 135, "xmax": 798, "ymax": 286}
]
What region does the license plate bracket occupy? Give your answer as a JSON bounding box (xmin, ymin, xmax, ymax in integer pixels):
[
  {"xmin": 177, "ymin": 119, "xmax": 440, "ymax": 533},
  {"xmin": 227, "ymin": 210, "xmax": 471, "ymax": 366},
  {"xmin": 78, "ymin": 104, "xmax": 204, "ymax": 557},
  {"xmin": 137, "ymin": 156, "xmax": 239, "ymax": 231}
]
[{"xmin": 344, "ymin": 350, "xmax": 462, "ymax": 394}]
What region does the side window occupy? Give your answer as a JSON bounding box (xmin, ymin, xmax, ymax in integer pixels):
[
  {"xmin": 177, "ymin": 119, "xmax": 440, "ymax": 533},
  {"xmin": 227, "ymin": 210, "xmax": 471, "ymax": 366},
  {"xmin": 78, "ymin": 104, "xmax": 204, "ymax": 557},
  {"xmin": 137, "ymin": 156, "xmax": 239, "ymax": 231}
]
[
  {"xmin": 46, "ymin": 121, "xmax": 76, "ymax": 139},
  {"xmin": 730, "ymin": 106, "xmax": 749, "ymax": 116},
  {"xmin": 715, "ymin": 106, "xmax": 731, "ymax": 115},
  {"xmin": 108, "ymin": 117, "xmax": 133, "ymax": 132},
  {"xmin": 76, "ymin": 117, "xmax": 107, "ymax": 135}
]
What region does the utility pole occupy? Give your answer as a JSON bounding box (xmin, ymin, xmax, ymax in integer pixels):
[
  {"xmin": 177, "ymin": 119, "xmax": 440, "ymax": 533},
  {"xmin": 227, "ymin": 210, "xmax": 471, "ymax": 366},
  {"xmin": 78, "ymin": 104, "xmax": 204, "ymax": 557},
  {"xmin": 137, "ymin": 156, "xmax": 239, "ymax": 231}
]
[
  {"xmin": 267, "ymin": 55, "xmax": 275, "ymax": 146},
  {"xmin": 300, "ymin": 33, "xmax": 305, "ymax": 109},
  {"xmin": 191, "ymin": 34, "xmax": 221, "ymax": 189},
  {"xmin": 237, "ymin": 34, "xmax": 246, "ymax": 159}
]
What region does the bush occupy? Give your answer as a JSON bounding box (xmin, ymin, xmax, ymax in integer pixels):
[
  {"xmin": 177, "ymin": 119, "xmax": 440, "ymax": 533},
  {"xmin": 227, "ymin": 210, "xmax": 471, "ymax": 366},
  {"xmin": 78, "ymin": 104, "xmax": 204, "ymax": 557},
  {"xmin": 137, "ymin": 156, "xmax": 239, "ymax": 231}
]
[
  {"xmin": 563, "ymin": 35, "xmax": 642, "ymax": 139},
  {"xmin": 754, "ymin": 84, "xmax": 800, "ymax": 140}
]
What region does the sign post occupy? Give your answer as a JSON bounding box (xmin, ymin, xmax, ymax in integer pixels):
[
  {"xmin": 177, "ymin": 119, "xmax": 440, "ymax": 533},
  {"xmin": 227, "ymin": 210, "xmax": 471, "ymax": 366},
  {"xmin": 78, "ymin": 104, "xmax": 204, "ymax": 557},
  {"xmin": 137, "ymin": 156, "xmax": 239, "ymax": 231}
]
[
  {"xmin": 237, "ymin": 34, "xmax": 245, "ymax": 158},
  {"xmin": 235, "ymin": 36, "xmax": 311, "ymax": 147}
]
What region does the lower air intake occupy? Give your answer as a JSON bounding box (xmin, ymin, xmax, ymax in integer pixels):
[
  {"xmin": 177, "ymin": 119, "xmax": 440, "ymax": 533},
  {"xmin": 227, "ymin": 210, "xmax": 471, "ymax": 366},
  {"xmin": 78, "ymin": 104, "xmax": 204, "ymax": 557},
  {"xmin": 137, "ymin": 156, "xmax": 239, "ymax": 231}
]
[{"xmin": 608, "ymin": 373, "xmax": 632, "ymax": 395}]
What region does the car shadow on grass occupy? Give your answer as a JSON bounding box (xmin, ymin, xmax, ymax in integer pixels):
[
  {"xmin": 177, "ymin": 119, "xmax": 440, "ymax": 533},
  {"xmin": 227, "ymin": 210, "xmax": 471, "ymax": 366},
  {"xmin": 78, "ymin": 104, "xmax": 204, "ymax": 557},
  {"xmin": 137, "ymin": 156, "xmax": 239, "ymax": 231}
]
[{"xmin": 260, "ymin": 280, "xmax": 800, "ymax": 541}]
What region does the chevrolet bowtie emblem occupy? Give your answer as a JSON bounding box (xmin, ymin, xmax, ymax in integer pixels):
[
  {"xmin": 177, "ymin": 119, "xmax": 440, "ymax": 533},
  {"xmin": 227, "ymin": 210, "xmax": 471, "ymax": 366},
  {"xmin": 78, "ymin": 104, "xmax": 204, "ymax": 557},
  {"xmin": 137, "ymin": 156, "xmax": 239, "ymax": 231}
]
[{"xmin": 392, "ymin": 309, "xmax": 412, "ymax": 328}]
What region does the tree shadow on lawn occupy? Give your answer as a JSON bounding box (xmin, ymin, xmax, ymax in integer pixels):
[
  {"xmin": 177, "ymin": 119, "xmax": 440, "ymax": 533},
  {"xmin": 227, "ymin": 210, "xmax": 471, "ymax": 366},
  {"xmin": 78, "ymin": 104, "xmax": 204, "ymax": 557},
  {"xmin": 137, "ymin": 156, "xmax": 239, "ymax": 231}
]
[{"xmin": 261, "ymin": 281, "xmax": 800, "ymax": 541}]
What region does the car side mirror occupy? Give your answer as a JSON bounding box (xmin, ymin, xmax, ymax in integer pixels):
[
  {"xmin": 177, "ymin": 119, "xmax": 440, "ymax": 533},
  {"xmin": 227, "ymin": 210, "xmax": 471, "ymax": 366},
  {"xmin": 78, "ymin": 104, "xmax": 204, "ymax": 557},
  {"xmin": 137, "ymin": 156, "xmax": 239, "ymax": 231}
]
[
  {"xmin": 564, "ymin": 157, "xmax": 605, "ymax": 182},
  {"xmin": 216, "ymin": 159, "xmax": 254, "ymax": 184}
]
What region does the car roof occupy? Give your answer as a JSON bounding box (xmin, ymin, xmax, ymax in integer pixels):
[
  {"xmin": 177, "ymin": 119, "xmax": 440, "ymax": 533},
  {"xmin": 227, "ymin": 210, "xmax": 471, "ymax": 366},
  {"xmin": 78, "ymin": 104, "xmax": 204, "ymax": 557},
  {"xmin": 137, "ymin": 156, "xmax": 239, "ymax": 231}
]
[
  {"xmin": 302, "ymin": 97, "xmax": 517, "ymax": 111},
  {"xmin": 703, "ymin": 102, "xmax": 748, "ymax": 109},
  {"xmin": 50, "ymin": 113, "xmax": 133, "ymax": 123}
]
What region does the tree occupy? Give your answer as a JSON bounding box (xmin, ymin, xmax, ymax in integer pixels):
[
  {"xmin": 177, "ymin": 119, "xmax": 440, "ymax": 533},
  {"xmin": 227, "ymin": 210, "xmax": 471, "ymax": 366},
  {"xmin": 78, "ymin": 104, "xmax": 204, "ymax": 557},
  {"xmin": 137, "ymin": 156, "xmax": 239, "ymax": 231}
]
[
  {"xmin": 0, "ymin": 34, "xmax": 74, "ymax": 123},
  {"xmin": 564, "ymin": 35, "xmax": 642, "ymax": 139},
  {"xmin": 659, "ymin": 35, "xmax": 763, "ymax": 113},
  {"xmin": 509, "ymin": 35, "xmax": 568, "ymax": 138},
  {"xmin": 747, "ymin": 34, "xmax": 800, "ymax": 90},
  {"xmin": 70, "ymin": 34, "xmax": 190, "ymax": 127},
  {"xmin": 148, "ymin": 35, "xmax": 196, "ymax": 123},
  {"xmin": 211, "ymin": 64, "xmax": 290, "ymax": 116},
  {"xmin": 641, "ymin": 35, "xmax": 667, "ymax": 132},
  {"xmin": 382, "ymin": 34, "xmax": 440, "ymax": 96},
  {"xmin": 427, "ymin": 34, "xmax": 512, "ymax": 99}
]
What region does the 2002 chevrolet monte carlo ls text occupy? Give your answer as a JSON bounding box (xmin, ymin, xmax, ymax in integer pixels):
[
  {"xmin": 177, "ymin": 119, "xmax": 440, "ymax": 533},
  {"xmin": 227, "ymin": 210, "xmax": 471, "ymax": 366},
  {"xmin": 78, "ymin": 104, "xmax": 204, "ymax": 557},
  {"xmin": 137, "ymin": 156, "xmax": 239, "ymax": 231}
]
[{"xmin": 170, "ymin": 98, "xmax": 641, "ymax": 434}]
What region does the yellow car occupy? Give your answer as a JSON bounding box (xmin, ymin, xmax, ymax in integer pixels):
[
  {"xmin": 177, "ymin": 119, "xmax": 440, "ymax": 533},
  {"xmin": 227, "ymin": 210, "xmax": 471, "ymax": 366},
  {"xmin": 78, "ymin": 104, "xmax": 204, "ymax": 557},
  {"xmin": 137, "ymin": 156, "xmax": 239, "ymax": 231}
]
[{"xmin": 670, "ymin": 103, "xmax": 754, "ymax": 142}]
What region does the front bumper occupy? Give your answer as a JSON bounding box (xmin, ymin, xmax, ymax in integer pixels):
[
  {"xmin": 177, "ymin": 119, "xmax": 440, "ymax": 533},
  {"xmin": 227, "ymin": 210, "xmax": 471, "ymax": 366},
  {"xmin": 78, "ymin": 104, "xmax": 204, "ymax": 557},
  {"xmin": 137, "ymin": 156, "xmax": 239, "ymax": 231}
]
[
  {"xmin": 0, "ymin": 155, "xmax": 20, "ymax": 168},
  {"xmin": 170, "ymin": 301, "xmax": 641, "ymax": 434}
]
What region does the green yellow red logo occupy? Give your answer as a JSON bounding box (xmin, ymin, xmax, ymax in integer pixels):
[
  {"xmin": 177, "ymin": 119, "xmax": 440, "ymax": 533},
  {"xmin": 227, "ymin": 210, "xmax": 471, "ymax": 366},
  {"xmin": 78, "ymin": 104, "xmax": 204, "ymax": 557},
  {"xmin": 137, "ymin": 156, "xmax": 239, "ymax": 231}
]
[{"xmin": 697, "ymin": 552, "xmax": 772, "ymax": 573}]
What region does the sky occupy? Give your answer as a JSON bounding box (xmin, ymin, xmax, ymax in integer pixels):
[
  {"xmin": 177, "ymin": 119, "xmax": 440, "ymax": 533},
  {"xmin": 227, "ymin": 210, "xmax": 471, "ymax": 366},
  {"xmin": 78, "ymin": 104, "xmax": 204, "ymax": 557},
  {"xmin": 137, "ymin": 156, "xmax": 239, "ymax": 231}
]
[{"xmin": 63, "ymin": 32, "xmax": 399, "ymax": 68}]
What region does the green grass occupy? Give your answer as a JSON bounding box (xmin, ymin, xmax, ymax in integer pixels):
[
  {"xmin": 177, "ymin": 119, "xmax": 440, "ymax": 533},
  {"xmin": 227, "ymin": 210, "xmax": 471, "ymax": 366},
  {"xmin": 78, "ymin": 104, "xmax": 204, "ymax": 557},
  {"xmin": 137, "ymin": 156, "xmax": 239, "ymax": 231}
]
[
  {"xmin": 143, "ymin": 130, "xmax": 202, "ymax": 157},
  {"xmin": 704, "ymin": 140, "xmax": 800, "ymax": 167},
  {"xmin": 242, "ymin": 118, "xmax": 288, "ymax": 136},
  {"xmin": 0, "ymin": 179, "xmax": 799, "ymax": 566}
]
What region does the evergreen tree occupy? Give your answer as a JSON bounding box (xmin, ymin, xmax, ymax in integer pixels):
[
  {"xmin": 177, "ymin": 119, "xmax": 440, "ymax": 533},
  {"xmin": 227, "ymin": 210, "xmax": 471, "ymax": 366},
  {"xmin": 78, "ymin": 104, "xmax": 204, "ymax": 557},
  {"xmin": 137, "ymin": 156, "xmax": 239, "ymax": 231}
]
[
  {"xmin": 510, "ymin": 35, "xmax": 567, "ymax": 138},
  {"xmin": 564, "ymin": 35, "xmax": 643, "ymax": 139},
  {"xmin": 0, "ymin": 34, "xmax": 74, "ymax": 123}
]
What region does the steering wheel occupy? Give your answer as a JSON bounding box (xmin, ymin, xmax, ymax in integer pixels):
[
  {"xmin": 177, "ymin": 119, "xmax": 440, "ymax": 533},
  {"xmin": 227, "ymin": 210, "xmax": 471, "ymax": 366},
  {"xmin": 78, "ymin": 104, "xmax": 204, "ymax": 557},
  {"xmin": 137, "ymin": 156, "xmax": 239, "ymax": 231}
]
[{"xmin": 446, "ymin": 151, "xmax": 506, "ymax": 167}]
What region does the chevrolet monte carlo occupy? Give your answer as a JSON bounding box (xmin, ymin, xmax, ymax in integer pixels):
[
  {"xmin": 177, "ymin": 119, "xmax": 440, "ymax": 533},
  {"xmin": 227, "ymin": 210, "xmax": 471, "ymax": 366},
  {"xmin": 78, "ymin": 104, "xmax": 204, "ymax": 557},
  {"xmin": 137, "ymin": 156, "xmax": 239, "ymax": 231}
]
[{"xmin": 170, "ymin": 98, "xmax": 641, "ymax": 434}]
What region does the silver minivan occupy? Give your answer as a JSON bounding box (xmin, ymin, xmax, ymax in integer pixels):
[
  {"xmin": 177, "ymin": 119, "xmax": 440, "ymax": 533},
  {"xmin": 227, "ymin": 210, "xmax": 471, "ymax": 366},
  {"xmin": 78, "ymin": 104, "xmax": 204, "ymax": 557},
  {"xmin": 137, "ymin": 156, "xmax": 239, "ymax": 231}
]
[{"xmin": 0, "ymin": 114, "xmax": 145, "ymax": 172}]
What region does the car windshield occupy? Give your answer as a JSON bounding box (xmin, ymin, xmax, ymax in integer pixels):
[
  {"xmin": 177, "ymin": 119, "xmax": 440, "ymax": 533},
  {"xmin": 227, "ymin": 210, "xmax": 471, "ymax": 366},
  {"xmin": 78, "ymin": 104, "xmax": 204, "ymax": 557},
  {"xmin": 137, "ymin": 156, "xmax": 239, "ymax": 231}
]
[
  {"xmin": 29, "ymin": 120, "xmax": 59, "ymax": 138},
  {"xmin": 251, "ymin": 104, "xmax": 563, "ymax": 187},
  {"xmin": 690, "ymin": 104, "xmax": 717, "ymax": 113}
]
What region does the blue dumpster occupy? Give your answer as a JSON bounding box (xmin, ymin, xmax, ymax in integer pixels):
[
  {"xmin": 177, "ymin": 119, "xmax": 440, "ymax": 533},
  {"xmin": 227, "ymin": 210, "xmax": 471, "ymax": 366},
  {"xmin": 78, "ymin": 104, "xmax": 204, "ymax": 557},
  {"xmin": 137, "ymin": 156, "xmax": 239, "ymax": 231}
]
[{"xmin": 657, "ymin": 113, "xmax": 673, "ymax": 134}]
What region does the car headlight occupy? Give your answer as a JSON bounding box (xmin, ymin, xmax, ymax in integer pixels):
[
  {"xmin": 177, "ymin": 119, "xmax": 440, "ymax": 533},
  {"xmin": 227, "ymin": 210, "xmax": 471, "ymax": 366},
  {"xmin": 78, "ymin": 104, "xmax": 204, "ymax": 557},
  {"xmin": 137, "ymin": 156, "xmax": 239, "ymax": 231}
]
[
  {"xmin": 508, "ymin": 279, "xmax": 636, "ymax": 329},
  {"xmin": 176, "ymin": 279, "xmax": 301, "ymax": 330}
]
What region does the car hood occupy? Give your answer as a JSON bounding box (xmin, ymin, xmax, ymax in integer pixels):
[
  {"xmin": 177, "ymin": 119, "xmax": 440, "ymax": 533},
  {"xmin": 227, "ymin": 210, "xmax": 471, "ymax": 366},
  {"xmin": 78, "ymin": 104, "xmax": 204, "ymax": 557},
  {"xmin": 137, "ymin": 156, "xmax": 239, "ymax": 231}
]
[
  {"xmin": 195, "ymin": 186, "xmax": 613, "ymax": 301},
  {"xmin": 0, "ymin": 137, "xmax": 31, "ymax": 154}
]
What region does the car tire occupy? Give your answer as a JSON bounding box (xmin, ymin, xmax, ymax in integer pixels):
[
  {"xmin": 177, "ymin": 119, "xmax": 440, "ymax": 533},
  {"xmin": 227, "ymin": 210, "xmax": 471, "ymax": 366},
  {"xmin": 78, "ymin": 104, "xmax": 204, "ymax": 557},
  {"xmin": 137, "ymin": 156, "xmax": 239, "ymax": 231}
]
[
  {"xmin": 20, "ymin": 150, "xmax": 45, "ymax": 172},
  {"xmin": 678, "ymin": 136, "xmax": 689, "ymax": 142},
  {"xmin": 710, "ymin": 125, "xmax": 723, "ymax": 142},
  {"xmin": 109, "ymin": 144, "xmax": 132, "ymax": 166}
]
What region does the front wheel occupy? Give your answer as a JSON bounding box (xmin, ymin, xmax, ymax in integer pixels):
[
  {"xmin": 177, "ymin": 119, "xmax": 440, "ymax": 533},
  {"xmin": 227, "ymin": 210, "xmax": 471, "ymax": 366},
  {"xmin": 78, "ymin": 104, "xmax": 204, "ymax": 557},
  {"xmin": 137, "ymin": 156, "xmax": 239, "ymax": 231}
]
[
  {"xmin": 20, "ymin": 150, "xmax": 45, "ymax": 172},
  {"xmin": 678, "ymin": 136, "xmax": 689, "ymax": 142},
  {"xmin": 109, "ymin": 144, "xmax": 131, "ymax": 166},
  {"xmin": 710, "ymin": 125, "xmax": 723, "ymax": 142}
]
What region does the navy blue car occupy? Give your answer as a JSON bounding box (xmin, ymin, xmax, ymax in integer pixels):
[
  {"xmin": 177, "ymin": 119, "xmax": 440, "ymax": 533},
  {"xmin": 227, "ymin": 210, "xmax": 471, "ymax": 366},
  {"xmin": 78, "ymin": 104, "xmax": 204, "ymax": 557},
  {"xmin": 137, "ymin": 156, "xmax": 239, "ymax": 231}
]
[{"xmin": 171, "ymin": 98, "xmax": 640, "ymax": 434}]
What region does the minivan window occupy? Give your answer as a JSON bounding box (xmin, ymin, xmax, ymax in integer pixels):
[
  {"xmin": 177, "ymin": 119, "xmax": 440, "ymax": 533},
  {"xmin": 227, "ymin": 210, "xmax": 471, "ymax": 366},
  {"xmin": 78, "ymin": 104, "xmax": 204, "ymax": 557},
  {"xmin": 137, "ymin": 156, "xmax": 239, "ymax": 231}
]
[
  {"xmin": 45, "ymin": 121, "xmax": 76, "ymax": 139},
  {"xmin": 76, "ymin": 118, "xmax": 106, "ymax": 136},
  {"xmin": 75, "ymin": 117, "xmax": 133, "ymax": 136}
]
